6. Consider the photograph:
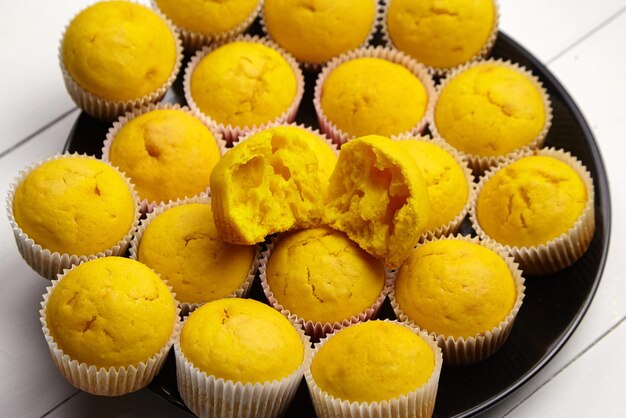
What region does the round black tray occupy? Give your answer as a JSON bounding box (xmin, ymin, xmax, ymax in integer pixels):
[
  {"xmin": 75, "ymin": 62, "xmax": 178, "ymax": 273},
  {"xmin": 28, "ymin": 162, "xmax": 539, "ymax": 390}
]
[{"xmin": 64, "ymin": 30, "xmax": 611, "ymax": 418}]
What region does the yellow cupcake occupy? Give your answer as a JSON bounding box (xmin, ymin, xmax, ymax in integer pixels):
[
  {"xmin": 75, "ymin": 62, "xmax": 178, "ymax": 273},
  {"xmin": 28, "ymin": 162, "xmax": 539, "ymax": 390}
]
[
  {"xmin": 12, "ymin": 156, "xmax": 135, "ymax": 256},
  {"xmin": 243, "ymin": 125, "xmax": 337, "ymax": 194},
  {"xmin": 395, "ymin": 239, "xmax": 517, "ymax": 339},
  {"xmin": 62, "ymin": 1, "xmax": 178, "ymax": 102},
  {"xmin": 320, "ymin": 56, "xmax": 429, "ymax": 138},
  {"xmin": 210, "ymin": 130, "xmax": 325, "ymax": 244},
  {"xmin": 265, "ymin": 227, "xmax": 386, "ymax": 325},
  {"xmin": 310, "ymin": 321, "xmax": 436, "ymax": 403},
  {"xmin": 263, "ymin": 0, "xmax": 377, "ymax": 65},
  {"xmin": 107, "ymin": 108, "xmax": 220, "ymax": 205},
  {"xmin": 180, "ymin": 298, "xmax": 304, "ymax": 383},
  {"xmin": 45, "ymin": 257, "xmax": 176, "ymax": 368},
  {"xmin": 398, "ymin": 139, "xmax": 470, "ymax": 233},
  {"xmin": 434, "ymin": 62, "xmax": 547, "ymax": 158},
  {"xmin": 324, "ymin": 135, "xmax": 429, "ymax": 268},
  {"xmin": 136, "ymin": 201, "xmax": 256, "ymax": 305},
  {"xmin": 386, "ymin": 0, "xmax": 496, "ymax": 70},
  {"xmin": 476, "ymin": 155, "xmax": 588, "ymax": 248},
  {"xmin": 189, "ymin": 40, "xmax": 299, "ymax": 129}
]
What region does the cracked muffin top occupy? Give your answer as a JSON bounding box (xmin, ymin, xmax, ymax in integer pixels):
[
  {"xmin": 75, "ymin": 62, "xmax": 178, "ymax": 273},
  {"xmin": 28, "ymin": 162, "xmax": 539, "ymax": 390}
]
[
  {"xmin": 45, "ymin": 257, "xmax": 177, "ymax": 368},
  {"xmin": 180, "ymin": 298, "xmax": 304, "ymax": 383},
  {"xmin": 136, "ymin": 201, "xmax": 255, "ymax": 305},
  {"xmin": 265, "ymin": 227, "xmax": 386, "ymax": 324},
  {"xmin": 434, "ymin": 61, "xmax": 547, "ymax": 157},
  {"xmin": 476, "ymin": 155, "xmax": 587, "ymax": 248},
  {"xmin": 12, "ymin": 156, "xmax": 136, "ymax": 256},
  {"xmin": 108, "ymin": 108, "xmax": 220, "ymax": 205},
  {"xmin": 189, "ymin": 40, "xmax": 298, "ymax": 128}
]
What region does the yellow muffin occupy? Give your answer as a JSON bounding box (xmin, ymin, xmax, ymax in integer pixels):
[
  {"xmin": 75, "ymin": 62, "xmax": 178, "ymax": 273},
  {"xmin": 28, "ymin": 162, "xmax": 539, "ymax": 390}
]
[
  {"xmin": 266, "ymin": 227, "xmax": 386, "ymax": 324},
  {"xmin": 12, "ymin": 156, "xmax": 135, "ymax": 256},
  {"xmin": 243, "ymin": 125, "xmax": 337, "ymax": 194},
  {"xmin": 395, "ymin": 239, "xmax": 517, "ymax": 338},
  {"xmin": 434, "ymin": 62, "xmax": 547, "ymax": 158},
  {"xmin": 189, "ymin": 40, "xmax": 299, "ymax": 128},
  {"xmin": 180, "ymin": 298, "xmax": 304, "ymax": 383},
  {"xmin": 155, "ymin": 0, "xmax": 259, "ymax": 37},
  {"xmin": 324, "ymin": 135, "xmax": 429, "ymax": 268},
  {"xmin": 320, "ymin": 57, "xmax": 429, "ymax": 138},
  {"xmin": 476, "ymin": 155, "xmax": 587, "ymax": 248},
  {"xmin": 62, "ymin": 1, "xmax": 178, "ymax": 101},
  {"xmin": 137, "ymin": 202, "xmax": 255, "ymax": 305},
  {"xmin": 45, "ymin": 257, "xmax": 176, "ymax": 368},
  {"xmin": 263, "ymin": 0, "xmax": 377, "ymax": 65},
  {"xmin": 210, "ymin": 131, "xmax": 325, "ymax": 244},
  {"xmin": 397, "ymin": 139, "xmax": 470, "ymax": 233},
  {"xmin": 108, "ymin": 108, "xmax": 220, "ymax": 205},
  {"xmin": 310, "ymin": 321, "xmax": 435, "ymax": 403},
  {"xmin": 386, "ymin": 0, "xmax": 496, "ymax": 70}
]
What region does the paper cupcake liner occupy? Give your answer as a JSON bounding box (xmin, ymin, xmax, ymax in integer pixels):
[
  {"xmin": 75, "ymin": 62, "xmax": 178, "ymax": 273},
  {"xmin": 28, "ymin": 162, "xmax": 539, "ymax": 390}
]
[
  {"xmin": 6, "ymin": 153, "xmax": 141, "ymax": 281},
  {"xmin": 390, "ymin": 234, "xmax": 526, "ymax": 365},
  {"xmin": 102, "ymin": 102, "xmax": 225, "ymax": 214},
  {"xmin": 258, "ymin": 236, "xmax": 393, "ymax": 342},
  {"xmin": 392, "ymin": 134, "xmax": 477, "ymax": 241},
  {"xmin": 304, "ymin": 320, "xmax": 443, "ymax": 418},
  {"xmin": 40, "ymin": 264, "xmax": 181, "ymax": 396},
  {"xmin": 470, "ymin": 147, "xmax": 596, "ymax": 275},
  {"xmin": 59, "ymin": 2, "xmax": 183, "ymax": 121},
  {"xmin": 128, "ymin": 194, "xmax": 260, "ymax": 316},
  {"xmin": 260, "ymin": 0, "xmax": 382, "ymax": 70},
  {"xmin": 313, "ymin": 46, "xmax": 436, "ymax": 146},
  {"xmin": 175, "ymin": 313, "xmax": 313, "ymax": 418},
  {"xmin": 380, "ymin": 0, "xmax": 500, "ymax": 77},
  {"xmin": 151, "ymin": 0, "xmax": 263, "ymax": 51},
  {"xmin": 183, "ymin": 35, "xmax": 305, "ymax": 145},
  {"xmin": 428, "ymin": 58, "xmax": 553, "ymax": 175}
]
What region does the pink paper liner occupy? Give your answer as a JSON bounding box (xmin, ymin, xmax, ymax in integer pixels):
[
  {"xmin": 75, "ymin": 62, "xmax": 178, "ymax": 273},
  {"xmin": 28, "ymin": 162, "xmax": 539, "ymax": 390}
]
[
  {"xmin": 151, "ymin": 0, "xmax": 263, "ymax": 51},
  {"xmin": 102, "ymin": 102, "xmax": 225, "ymax": 214},
  {"xmin": 59, "ymin": 1, "xmax": 183, "ymax": 121},
  {"xmin": 313, "ymin": 46, "xmax": 436, "ymax": 146},
  {"xmin": 380, "ymin": 0, "xmax": 500, "ymax": 77},
  {"xmin": 470, "ymin": 147, "xmax": 596, "ymax": 275},
  {"xmin": 428, "ymin": 58, "xmax": 553, "ymax": 175},
  {"xmin": 6, "ymin": 153, "xmax": 141, "ymax": 281},
  {"xmin": 259, "ymin": 235, "xmax": 394, "ymax": 342},
  {"xmin": 183, "ymin": 34, "xmax": 305, "ymax": 145},
  {"xmin": 304, "ymin": 320, "xmax": 443, "ymax": 418},
  {"xmin": 389, "ymin": 234, "xmax": 526, "ymax": 366},
  {"xmin": 392, "ymin": 134, "xmax": 477, "ymax": 241},
  {"xmin": 175, "ymin": 311, "xmax": 313, "ymax": 418},
  {"xmin": 40, "ymin": 263, "xmax": 181, "ymax": 396},
  {"xmin": 128, "ymin": 194, "xmax": 260, "ymax": 316},
  {"xmin": 260, "ymin": 0, "xmax": 382, "ymax": 70}
]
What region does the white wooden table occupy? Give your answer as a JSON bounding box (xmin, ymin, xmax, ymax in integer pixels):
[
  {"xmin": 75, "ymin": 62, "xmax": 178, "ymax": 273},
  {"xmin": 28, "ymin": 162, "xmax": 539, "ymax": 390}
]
[{"xmin": 1, "ymin": 1, "xmax": 625, "ymax": 417}]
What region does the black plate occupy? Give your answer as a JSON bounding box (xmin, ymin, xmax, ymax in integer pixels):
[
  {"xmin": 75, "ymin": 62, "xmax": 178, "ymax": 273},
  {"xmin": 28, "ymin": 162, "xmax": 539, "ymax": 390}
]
[{"xmin": 64, "ymin": 28, "xmax": 611, "ymax": 418}]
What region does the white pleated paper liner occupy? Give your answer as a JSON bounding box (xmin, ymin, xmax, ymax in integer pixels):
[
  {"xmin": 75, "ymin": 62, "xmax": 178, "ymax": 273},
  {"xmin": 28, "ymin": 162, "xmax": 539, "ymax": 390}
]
[
  {"xmin": 313, "ymin": 46, "xmax": 436, "ymax": 146},
  {"xmin": 183, "ymin": 34, "xmax": 305, "ymax": 145},
  {"xmin": 174, "ymin": 313, "xmax": 313, "ymax": 418},
  {"xmin": 40, "ymin": 264, "xmax": 181, "ymax": 396},
  {"xmin": 128, "ymin": 194, "xmax": 260, "ymax": 316},
  {"xmin": 470, "ymin": 147, "xmax": 596, "ymax": 275},
  {"xmin": 389, "ymin": 234, "xmax": 526, "ymax": 366},
  {"xmin": 102, "ymin": 102, "xmax": 226, "ymax": 214},
  {"xmin": 6, "ymin": 153, "xmax": 141, "ymax": 281},
  {"xmin": 428, "ymin": 58, "xmax": 553, "ymax": 175},
  {"xmin": 258, "ymin": 235, "xmax": 394, "ymax": 342},
  {"xmin": 59, "ymin": 1, "xmax": 183, "ymax": 121},
  {"xmin": 151, "ymin": 0, "xmax": 263, "ymax": 51},
  {"xmin": 380, "ymin": 0, "xmax": 501, "ymax": 77},
  {"xmin": 304, "ymin": 320, "xmax": 443, "ymax": 418}
]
